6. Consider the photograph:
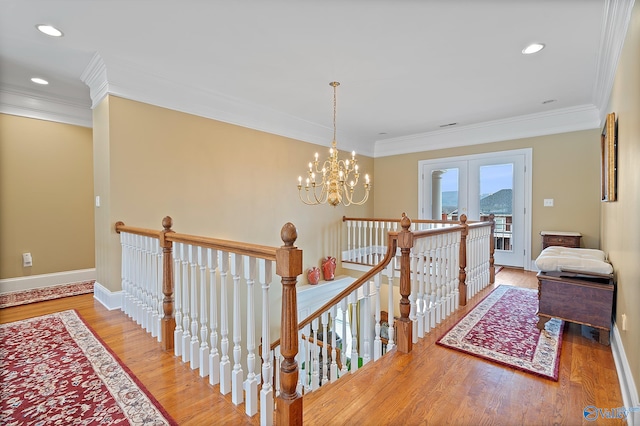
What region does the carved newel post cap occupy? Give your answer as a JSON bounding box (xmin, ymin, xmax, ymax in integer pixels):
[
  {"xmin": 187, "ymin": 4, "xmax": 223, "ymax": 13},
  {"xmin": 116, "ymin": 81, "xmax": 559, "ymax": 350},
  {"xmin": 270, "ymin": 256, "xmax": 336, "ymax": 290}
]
[
  {"xmin": 162, "ymin": 216, "xmax": 173, "ymax": 230},
  {"xmin": 460, "ymin": 214, "xmax": 467, "ymax": 224},
  {"xmin": 281, "ymin": 222, "xmax": 298, "ymax": 247},
  {"xmin": 400, "ymin": 212, "xmax": 411, "ymax": 231}
]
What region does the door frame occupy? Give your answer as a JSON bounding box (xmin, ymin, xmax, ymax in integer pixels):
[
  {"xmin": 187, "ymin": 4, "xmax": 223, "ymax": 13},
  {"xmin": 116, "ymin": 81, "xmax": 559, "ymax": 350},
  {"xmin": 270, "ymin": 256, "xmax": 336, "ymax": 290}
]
[{"xmin": 418, "ymin": 148, "xmax": 533, "ymax": 270}]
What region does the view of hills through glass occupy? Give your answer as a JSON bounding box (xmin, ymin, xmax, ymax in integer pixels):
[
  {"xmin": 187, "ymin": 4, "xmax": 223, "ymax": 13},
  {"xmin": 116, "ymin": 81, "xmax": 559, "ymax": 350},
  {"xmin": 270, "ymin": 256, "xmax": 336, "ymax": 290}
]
[{"xmin": 440, "ymin": 164, "xmax": 514, "ymax": 215}]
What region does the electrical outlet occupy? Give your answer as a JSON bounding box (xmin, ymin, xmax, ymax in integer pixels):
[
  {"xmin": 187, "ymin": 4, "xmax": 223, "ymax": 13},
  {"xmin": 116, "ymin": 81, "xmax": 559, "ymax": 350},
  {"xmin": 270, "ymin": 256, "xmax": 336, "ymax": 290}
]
[
  {"xmin": 22, "ymin": 252, "xmax": 33, "ymax": 267},
  {"xmin": 544, "ymin": 199, "xmax": 554, "ymax": 207}
]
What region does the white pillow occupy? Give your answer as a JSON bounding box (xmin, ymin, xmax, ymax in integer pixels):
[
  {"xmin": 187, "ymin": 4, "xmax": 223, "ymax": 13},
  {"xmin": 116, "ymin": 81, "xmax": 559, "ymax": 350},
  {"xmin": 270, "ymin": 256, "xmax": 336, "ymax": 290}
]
[{"xmin": 535, "ymin": 246, "xmax": 613, "ymax": 275}]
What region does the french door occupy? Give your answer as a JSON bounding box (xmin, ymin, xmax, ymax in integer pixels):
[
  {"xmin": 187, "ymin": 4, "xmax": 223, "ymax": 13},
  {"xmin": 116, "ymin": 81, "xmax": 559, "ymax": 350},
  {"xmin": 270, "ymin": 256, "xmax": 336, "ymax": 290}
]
[{"xmin": 419, "ymin": 149, "xmax": 531, "ymax": 268}]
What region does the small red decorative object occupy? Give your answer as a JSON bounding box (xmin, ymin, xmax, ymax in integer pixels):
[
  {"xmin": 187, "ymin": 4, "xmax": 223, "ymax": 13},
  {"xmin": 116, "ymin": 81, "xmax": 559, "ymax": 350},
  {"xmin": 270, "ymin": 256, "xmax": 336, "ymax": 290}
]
[
  {"xmin": 307, "ymin": 267, "xmax": 320, "ymax": 285},
  {"xmin": 322, "ymin": 256, "xmax": 337, "ymax": 281}
]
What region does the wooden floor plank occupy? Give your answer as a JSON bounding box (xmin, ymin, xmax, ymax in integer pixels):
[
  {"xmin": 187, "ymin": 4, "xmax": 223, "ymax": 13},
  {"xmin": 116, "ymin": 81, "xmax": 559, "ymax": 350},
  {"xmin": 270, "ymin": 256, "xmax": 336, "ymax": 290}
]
[{"xmin": 0, "ymin": 268, "xmax": 626, "ymax": 425}]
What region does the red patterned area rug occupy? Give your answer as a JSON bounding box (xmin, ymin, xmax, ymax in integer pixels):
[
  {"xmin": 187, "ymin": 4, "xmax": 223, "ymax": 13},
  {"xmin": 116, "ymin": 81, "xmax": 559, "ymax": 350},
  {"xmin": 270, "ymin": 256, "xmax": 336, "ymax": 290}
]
[
  {"xmin": 0, "ymin": 281, "xmax": 94, "ymax": 308},
  {"xmin": 0, "ymin": 310, "xmax": 176, "ymax": 425},
  {"xmin": 437, "ymin": 285, "xmax": 564, "ymax": 381}
]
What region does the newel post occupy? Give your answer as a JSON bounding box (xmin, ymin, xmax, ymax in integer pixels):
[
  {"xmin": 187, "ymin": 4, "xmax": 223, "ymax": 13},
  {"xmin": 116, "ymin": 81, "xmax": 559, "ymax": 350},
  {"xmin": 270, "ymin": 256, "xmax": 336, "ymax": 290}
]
[
  {"xmin": 459, "ymin": 214, "xmax": 469, "ymax": 306},
  {"xmin": 396, "ymin": 213, "xmax": 414, "ymax": 354},
  {"xmin": 159, "ymin": 216, "xmax": 176, "ymax": 351},
  {"xmin": 489, "ymin": 213, "xmax": 496, "ymax": 284},
  {"xmin": 275, "ymin": 223, "xmax": 303, "ymax": 426}
]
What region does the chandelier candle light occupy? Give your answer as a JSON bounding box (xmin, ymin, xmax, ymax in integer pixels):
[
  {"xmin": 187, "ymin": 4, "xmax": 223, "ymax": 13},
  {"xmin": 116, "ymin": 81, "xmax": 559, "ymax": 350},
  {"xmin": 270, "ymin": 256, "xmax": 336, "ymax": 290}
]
[{"xmin": 297, "ymin": 82, "xmax": 371, "ymax": 206}]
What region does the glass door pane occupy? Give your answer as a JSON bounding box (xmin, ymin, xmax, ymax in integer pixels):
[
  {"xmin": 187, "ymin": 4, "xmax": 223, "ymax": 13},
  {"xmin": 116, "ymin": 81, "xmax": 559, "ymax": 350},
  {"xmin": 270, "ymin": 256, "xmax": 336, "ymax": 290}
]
[
  {"xmin": 438, "ymin": 168, "xmax": 459, "ymax": 221},
  {"xmin": 479, "ymin": 164, "xmax": 514, "ymax": 252}
]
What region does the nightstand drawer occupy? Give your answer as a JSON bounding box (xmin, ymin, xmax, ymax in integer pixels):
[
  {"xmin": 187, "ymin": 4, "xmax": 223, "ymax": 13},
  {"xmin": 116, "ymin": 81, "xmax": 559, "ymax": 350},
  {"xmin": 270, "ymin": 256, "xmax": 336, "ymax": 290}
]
[{"xmin": 541, "ymin": 231, "xmax": 582, "ymax": 249}]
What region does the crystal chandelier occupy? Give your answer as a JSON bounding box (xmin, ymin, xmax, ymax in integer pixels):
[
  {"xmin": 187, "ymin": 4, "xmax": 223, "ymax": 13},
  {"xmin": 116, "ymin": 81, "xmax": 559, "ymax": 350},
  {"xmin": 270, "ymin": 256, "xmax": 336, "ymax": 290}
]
[{"xmin": 297, "ymin": 82, "xmax": 371, "ymax": 206}]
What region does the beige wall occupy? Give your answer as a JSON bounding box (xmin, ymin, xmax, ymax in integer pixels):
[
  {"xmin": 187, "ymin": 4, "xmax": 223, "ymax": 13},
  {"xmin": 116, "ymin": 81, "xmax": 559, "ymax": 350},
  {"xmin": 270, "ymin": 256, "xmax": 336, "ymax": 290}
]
[
  {"xmin": 373, "ymin": 129, "xmax": 602, "ymax": 260},
  {"xmin": 602, "ymin": 2, "xmax": 640, "ymax": 397},
  {"xmin": 93, "ymin": 96, "xmax": 374, "ymax": 292},
  {"xmin": 0, "ymin": 114, "xmax": 95, "ymax": 279}
]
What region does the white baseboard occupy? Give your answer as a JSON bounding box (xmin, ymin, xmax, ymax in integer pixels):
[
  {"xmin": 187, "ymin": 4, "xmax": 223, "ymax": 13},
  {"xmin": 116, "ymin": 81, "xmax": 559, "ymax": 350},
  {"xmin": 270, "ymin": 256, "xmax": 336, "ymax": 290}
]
[
  {"xmin": 611, "ymin": 323, "xmax": 640, "ymax": 426},
  {"xmin": 93, "ymin": 281, "xmax": 123, "ymax": 311},
  {"xmin": 0, "ymin": 269, "xmax": 96, "ymax": 294}
]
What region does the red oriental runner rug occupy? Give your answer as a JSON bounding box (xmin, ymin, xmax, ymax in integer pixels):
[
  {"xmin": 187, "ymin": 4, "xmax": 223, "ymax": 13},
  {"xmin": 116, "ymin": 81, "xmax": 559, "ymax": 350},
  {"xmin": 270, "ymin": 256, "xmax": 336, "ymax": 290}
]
[
  {"xmin": 0, "ymin": 281, "xmax": 95, "ymax": 308},
  {"xmin": 437, "ymin": 285, "xmax": 564, "ymax": 381},
  {"xmin": 0, "ymin": 310, "xmax": 176, "ymax": 425}
]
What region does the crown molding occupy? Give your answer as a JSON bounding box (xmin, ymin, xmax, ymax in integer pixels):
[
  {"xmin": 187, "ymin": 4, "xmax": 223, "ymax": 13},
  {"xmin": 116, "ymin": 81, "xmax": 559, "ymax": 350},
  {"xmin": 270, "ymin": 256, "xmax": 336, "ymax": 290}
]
[
  {"xmin": 80, "ymin": 52, "xmax": 109, "ymax": 109},
  {"xmin": 79, "ymin": 54, "xmax": 370, "ymax": 154},
  {"xmin": 592, "ymin": 0, "xmax": 635, "ymax": 124},
  {"xmin": 0, "ymin": 86, "xmax": 92, "ymax": 128},
  {"xmin": 373, "ymin": 105, "xmax": 601, "ymax": 158}
]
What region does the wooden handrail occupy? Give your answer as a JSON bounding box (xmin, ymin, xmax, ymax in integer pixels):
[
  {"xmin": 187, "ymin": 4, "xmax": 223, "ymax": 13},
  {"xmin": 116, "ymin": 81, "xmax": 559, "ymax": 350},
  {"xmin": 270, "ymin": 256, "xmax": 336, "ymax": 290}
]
[
  {"xmin": 115, "ymin": 222, "xmax": 160, "ymax": 238},
  {"xmin": 116, "ymin": 221, "xmax": 278, "ymax": 261},
  {"xmin": 343, "ymin": 215, "xmax": 489, "ymax": 225},
  {"xmin": 167, "ymin": 233, "xmax": 277, "ymax": 261}
]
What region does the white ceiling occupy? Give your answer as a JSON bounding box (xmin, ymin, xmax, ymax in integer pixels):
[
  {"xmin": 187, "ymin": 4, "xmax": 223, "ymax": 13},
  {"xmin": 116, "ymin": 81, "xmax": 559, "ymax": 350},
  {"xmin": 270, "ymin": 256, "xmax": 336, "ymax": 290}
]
[{"xmin": 0, "ymin": 0, "xmax": 634, "ymax": 157}]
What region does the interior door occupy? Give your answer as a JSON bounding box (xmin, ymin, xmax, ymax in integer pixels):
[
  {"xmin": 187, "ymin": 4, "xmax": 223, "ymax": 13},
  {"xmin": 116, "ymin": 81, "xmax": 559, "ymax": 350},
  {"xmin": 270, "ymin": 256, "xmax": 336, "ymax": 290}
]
[{"xmin": 420, "ymin": 150, "xmax": 529, "ymax": 268}]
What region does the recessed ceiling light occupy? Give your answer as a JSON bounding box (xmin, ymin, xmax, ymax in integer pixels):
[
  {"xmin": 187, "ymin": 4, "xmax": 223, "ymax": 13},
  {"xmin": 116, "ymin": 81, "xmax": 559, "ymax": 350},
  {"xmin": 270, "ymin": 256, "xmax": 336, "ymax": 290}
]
[
  {"xmin": 522, "ymin": 43, "xmax": 545, "ymax": 55},
  {"xmin": 31, "ymin": 77, "xmax": 49, "ymax": 85},
  {"xmin": 36, "ymin": 24, "xmax": 63, "ymax": 37}
]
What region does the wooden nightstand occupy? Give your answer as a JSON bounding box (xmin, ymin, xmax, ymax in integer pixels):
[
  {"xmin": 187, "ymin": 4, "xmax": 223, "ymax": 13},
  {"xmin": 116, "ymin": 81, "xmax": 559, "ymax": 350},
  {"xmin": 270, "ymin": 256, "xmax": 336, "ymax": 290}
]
[
  {"xmin": 540, "ymin": 231, "xmax": 582, "ymax": 249},
  {"xmin": 540, "ymin": 231, "xmax": 582, "ymax": 250}
]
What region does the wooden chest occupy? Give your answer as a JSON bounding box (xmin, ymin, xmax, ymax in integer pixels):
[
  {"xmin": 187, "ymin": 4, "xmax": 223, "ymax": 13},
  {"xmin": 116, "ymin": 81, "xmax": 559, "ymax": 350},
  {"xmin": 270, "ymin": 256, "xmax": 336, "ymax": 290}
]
[{"xmin": 536, "ymin": 271, "xmax": 614, "ymax": 345}]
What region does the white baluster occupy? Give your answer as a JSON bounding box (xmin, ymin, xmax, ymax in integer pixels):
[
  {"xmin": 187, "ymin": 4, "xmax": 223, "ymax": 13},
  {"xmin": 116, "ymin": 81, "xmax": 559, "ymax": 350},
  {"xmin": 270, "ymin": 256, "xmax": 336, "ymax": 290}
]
[
  {"xmin": 181, "ymin": 244, "xmax": 191, "ymax": 363},
  {"xmin": 138, "ymin": 235, "xmax": 146, "ymax": 325},
  {"xmin": 416, "ymin": 238, "xmax": 426, "ymax": 339},
  {"xmin": 339, "ymin": 298, "xmax": 349, "ymax": 378},
  {"xmin": 208, "ymin": 249, "xmax": 220, "ymax": 386},
  {"xmin": 310, "ymin": 318, "xmax": 320, "ymax": 390},
  {"xmin": 119, "ymin": 232, "xmax": 127, "ymax": 316},
  {"xmin": 260, "ymin": 260, "xmax": 274, "ymax": 426},
  {"xmin": 198, "ymin": 246, "xmax": 209, "ymax": 378},
  {"xmin": 133, "ymin": 235, "xmax": 141, "ymax": 323},
  {"xmin": 447, "ymin": 232, "xmax": 456, "ymax": 315},
  {"xmin": 301, "ymin": 324, "xmax": 310, "ymax": 393},
  {"xmin": 230, "ymin": 253, "xmax": 244, "ymax": 405},
  {"xmin": 372, "ymin": 221, "xmax": 380, "ymax": 265},
  {"xmin": 126, "ymin": 232, "xmax": 135, "ymax": 317},
  {"xmin": 362, "ymin": 282, "xmax": 371, "ymax": 365},
  {"xmin": 453, "ymin": 232, "xmax": 461, "ymax": 308},
  {"xmin": 349, "ymin": 291, "xmax": 359, "ymax": 372},
  {"xmin": 274, "ymin": 346, "xmax": 282, "ymax": 397},
  {"xmin": 144, "ymin": 236, "xmax": 152, "ymax": 332},
  {"xmin": 410, "ymin": 248, "xmax": 418, "ymax": 344},
  {"xmin": 150, "ymin": 238, "xmax": 159, "ymax": 338},
  {"xmin": 173, "ymin": 242, "xmax": 183, "ymax": 358},
  {"xmin": 330, "ymin": 305, "xmax": 338, "ymax": 382},
  {"xmin": 373, "ymin": 272, "xmax": 382, "ymax": 361},
  {"xmin": 219, "ymin": 251, "xmax": 231, "ymax": 395},
  {"xmin": 156, "ymin": 239, "xmax": 163, "ymax": 343},
  {"xmin": 429, "ymin": 240, "xmax": 437, "ymax": 330},
  {"xmin": 244, "ymin": 256, "xmax": 257, "ymax": 416},
  {"xmin": 346, "ymin": 220, "xmax": 352, "ymax": 262},
  {"xmin": 436, "ymin": 234, "xmax": 445, "ymax": 324},
  {"xmin": 386, "ymin": 262, "xmax": 396, "ymax": 351},
  {"xmin": 320, "ymin": 312, "xmax": 329, "ymax": 385},
  {"xmin": 357, "ymin": 221, "xmax": 363, "ymax": 263},
  {"xmin": 189, "ymin": 244, "xmax": 199, "ymax": 370}
]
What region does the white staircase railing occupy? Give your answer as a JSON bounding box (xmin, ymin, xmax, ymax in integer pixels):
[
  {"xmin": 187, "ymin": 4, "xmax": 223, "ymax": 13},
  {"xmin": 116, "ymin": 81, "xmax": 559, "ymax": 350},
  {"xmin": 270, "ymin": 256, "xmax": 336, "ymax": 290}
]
[
  {"xmin": 116, "ymin": 213, "xmax": 494, "ymax": 426},
  {"xmin": 116, "ymin": 218, "xmax": 283, "ymax": 425}
]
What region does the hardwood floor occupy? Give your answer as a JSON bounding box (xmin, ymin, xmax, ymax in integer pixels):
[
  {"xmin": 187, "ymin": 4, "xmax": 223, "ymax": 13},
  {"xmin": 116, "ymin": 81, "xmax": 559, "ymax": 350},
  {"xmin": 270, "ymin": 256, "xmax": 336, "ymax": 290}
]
[{"xmin": 0, "ymin": 268, "xmax": 625, "ymax": 425}]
